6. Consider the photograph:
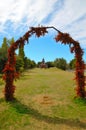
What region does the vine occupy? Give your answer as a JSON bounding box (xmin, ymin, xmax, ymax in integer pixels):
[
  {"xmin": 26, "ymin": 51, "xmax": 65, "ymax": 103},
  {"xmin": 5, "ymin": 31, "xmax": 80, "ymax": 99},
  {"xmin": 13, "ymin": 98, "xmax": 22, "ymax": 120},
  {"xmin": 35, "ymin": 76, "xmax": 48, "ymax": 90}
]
[{"xmin": 2, "ymin": 26, "xmax": 86, "ymax": 101}]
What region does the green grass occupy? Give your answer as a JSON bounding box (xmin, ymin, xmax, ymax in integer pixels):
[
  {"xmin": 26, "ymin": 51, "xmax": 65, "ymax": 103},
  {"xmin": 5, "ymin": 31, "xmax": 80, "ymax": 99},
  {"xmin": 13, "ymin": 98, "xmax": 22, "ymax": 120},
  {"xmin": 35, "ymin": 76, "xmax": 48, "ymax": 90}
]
[{"xmin": 0, "ymin": 68, "xmax": 86, "ymax": 130}]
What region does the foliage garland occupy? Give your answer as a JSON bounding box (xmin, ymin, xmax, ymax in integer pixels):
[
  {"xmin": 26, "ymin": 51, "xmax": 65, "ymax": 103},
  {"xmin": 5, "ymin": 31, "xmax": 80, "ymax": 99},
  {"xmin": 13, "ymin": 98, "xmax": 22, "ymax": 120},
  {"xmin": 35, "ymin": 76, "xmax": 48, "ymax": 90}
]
[{"xmin": 2, "ymin": 26, "xmax": 86, "ymax": 101}]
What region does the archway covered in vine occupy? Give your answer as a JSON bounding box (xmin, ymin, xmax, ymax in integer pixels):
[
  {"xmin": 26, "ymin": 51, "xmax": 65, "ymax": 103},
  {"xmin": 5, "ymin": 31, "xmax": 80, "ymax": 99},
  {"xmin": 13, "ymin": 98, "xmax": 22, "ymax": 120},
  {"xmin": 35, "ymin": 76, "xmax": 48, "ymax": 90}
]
[{"xmin": 3, "ymin": 26, "xmax": 86, "ymax": 101}]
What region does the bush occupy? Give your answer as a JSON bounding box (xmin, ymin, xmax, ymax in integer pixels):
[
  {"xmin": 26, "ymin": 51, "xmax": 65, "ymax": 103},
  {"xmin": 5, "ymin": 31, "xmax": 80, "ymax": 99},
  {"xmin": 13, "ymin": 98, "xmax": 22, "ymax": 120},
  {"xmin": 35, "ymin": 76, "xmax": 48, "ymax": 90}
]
[
  {"xmin": 69, "ymin": 59, "xmax": 76, "ymax": 69},
  {"xmin": 24, "ymin": 57, "xmax": 36, "ymax": 69},
  {"xmin": 46, "ymin": 61, "xmax": 54, "ymax": 68},
  {"xmin": 54, "ymin": 58, "xmax": 67, "ymax": 70}
]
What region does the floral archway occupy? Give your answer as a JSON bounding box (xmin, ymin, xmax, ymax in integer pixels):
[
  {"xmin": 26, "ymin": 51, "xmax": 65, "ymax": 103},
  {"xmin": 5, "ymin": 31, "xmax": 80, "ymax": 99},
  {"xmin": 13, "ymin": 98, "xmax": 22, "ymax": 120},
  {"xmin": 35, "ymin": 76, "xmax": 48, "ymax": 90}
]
[{"xmin": 3, "ymin": 26, "xmax": 86, "ymax": 101}]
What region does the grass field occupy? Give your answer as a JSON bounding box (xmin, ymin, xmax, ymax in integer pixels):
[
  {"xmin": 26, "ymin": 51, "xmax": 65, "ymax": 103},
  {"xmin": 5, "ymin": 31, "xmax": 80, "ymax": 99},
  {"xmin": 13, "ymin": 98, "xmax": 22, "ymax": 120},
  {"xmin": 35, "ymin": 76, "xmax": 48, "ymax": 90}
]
[{"xmin": 0, "ymin": 68, "xmax": 86, "ymax": 130}]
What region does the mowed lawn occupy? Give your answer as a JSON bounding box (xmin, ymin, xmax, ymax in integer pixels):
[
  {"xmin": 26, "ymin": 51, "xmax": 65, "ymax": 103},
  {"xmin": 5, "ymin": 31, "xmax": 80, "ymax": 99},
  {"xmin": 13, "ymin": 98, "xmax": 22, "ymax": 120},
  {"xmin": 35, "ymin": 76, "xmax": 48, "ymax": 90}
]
[{"xmin": 0, "ymin": 68, "xmax": 86, "ymax": 130}]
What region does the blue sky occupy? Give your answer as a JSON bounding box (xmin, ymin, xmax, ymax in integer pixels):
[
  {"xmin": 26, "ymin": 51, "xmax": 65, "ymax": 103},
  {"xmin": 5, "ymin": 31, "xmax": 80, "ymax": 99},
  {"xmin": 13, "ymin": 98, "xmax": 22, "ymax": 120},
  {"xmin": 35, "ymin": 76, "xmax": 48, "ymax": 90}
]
[{"xmin": 0, "ymin": 0, "xmax": 86, "ymax": 63}]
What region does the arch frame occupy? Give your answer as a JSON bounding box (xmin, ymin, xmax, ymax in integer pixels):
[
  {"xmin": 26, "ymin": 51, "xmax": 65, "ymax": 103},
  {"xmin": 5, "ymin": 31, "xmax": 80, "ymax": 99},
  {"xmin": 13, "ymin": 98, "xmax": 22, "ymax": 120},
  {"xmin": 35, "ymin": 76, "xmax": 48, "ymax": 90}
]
[{"xmin": 2, "ymin": 26, "xmax": 86, "ymax": 101}]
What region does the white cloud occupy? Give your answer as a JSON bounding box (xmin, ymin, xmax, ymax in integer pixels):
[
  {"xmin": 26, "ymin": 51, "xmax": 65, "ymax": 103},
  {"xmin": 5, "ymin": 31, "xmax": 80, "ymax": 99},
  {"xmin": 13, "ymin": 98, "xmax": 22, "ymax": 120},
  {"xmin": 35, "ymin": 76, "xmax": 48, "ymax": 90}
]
[
  {"xmin": 48, "ymin": 0, "xmax": 86, "ymax": 47},
  {"xmin": 0, "ymin": 0, "xmax": 86, "ymax": 48},
  {"xmin": 0, "ymin": 0, "xmax": 57, "ymax": 25}
]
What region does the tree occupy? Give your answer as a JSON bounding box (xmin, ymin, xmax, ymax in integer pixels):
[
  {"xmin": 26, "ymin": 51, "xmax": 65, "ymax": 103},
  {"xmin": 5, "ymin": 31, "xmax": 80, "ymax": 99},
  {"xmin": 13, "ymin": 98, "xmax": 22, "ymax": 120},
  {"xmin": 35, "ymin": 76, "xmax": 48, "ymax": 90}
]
[
  {"xmin": 24, "ymin": 57, "xmax": 32, "ymax": 69},
  {"xmin": 0, "ymin": 37, "xmax": 15, "ymax": 73},
  {"xmin": 46, "ymin": 61, "xmax": 54, "ymax": 68},
  {"xmin": 37, "ymin": 62, "xmax": 41, "ymax": 68},
  {"xmin": 2, "ymin": 37, "xmax": 14, "ymax": 49},
  {"xmin": 54, "ymin": 58, "xmax": 67, "ymax": 70},
  {"xmin": 30, "ymin": 60, "xmax": 36, "ymax": 68},
  {"xmin": 0, "ymin": 37, "xmax": 9, "ymax": 73},
  {"xmin": 8, "ymin": 38, "xmax": 15, "ymax": 47},
  {"xmin": 1, "ymin": 37, "xmax": 8, "ymax": 58},
  {"xmin": 16, "ymin": 56, "xmax": 24, "ymax": 72},
  {"xmin": 24, "ymin": 57, "xmax": 36, "ymax": 69},
  {"xmin": 19, "ymin": 46, "xmax": 25, "ymax": 60},
  {"xmin": 18, "ymin": 44, "xmax": 25, "ymax": 72},
  {"xmin": 0, "ymin": 49, "xmax": 7, "ymax": 73},
  {"xmin": 69, "ymin": 59, "xmax": 76, "ymax": 69}
]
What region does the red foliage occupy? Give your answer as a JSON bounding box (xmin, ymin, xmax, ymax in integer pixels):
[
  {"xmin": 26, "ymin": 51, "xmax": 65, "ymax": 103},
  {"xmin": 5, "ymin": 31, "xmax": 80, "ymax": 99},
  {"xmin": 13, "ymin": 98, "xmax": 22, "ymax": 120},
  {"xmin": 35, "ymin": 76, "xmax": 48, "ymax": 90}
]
[
  {"xmin": 55, "ymin": 32, "xmax": 74, "ymax": 44},
  {"xmin": 55, "ymin": 32, "xmax": 86, "ymax": 98},
  {"xmin": 30, "ymin": 26, "xmax": 48, "ymax": 37}
]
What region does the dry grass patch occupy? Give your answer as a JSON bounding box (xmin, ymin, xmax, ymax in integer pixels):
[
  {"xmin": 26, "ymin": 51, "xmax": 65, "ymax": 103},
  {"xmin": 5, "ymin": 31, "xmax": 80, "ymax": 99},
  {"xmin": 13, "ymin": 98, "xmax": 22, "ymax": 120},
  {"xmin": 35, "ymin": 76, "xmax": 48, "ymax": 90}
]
[
  {"xmin": 32, "ymin": 94, "xmax": 69, "ymax": 107},
  {"xmin": 33, "ymin": 94, "xmax": 54, "ymax": 106}
]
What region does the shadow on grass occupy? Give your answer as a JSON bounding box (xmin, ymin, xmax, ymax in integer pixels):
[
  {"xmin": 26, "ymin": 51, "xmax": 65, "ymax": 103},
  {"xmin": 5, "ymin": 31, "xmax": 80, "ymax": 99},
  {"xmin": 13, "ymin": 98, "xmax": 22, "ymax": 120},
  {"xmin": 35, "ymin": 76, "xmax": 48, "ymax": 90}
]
[
  {"xmin": 0, "ymin": 98, "xmax": 5, "ymax": 103},
  {"xmin": 8, "ymin": 98, "xmax": 86, "ymax": 129},
  {"xmin": 74, "ymin": 97, "xmax": 86, "ymax": 105}
]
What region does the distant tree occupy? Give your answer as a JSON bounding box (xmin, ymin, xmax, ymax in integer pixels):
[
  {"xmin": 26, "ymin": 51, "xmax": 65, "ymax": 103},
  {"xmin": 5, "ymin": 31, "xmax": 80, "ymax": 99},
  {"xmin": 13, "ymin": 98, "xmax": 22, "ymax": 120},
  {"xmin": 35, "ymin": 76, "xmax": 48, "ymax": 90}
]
[
  {"xmin": 0, "ymin": 37, "xmax": 15, "ymax": 73},
  {"xmin": 69, "ymin": 59, "xmax": 76, "ymax": 69},
  {"xmin": 30, "ymin": 60, "xmax": 37, "ymax": 68},
  {"xmin": 18, "ymin": 44, "xmax": 25, "ymax": 71},
  {"xmin": 24, "ymin": 57, "xmax": 36, "ymax": 69},
  {"xmin": 24, "ymin": 57, "xmax": 30, "ymax": 69},
  {"xmin": 8, "ymin": 37, "xmax": 15, "ymax": 46},
  {"xmin": 46, "ymin": 61, "xmax": 54, "ymax": 68},
  {"xmin": 1, "ymin": 37, "xmax": 8, "ymax": 58},
  {"xmin": 2, "ymin": 37, "xmax": 14, "ymax": 49},
  {"xmin": 37, "ymin": 62, "xmax": 41, "ymax": 67},
  {"xmin": 16, "ymin": 56, "xmax": 24, "ymax": 73},
  {"xmin": 19, "ymin": 46, "xmax": 25, "ymax": 60},
  {"xmin": 54, "ymin": 58, "xmax": 67, "ymax": 70},
  {"xmin": 0, "ymin": 49, "xmax": 7, "ymax": 73}
]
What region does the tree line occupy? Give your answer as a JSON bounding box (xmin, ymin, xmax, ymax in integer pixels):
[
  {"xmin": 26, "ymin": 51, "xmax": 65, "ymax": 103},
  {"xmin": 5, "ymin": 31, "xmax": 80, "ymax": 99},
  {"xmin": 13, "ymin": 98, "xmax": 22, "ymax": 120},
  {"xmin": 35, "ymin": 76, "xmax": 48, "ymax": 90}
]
[
  {"xmin": 0, "ymin": 37, "xmax": 36, "ymax": 73},
  {"xmin": 0, "ymin": 37, "xmax": 76, "ymax": 73},
  {"xmin": 45, "ymin": 58, "xmax": 76, "ymax": 70}
]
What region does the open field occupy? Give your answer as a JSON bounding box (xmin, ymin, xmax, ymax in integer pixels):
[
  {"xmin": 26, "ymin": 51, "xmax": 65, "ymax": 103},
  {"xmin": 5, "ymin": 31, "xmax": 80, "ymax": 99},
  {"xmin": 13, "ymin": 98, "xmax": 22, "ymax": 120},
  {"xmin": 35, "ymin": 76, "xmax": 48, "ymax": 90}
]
[{"xmin": 0, "ymin": 68, "xmax": 86, "ymax": 130}]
